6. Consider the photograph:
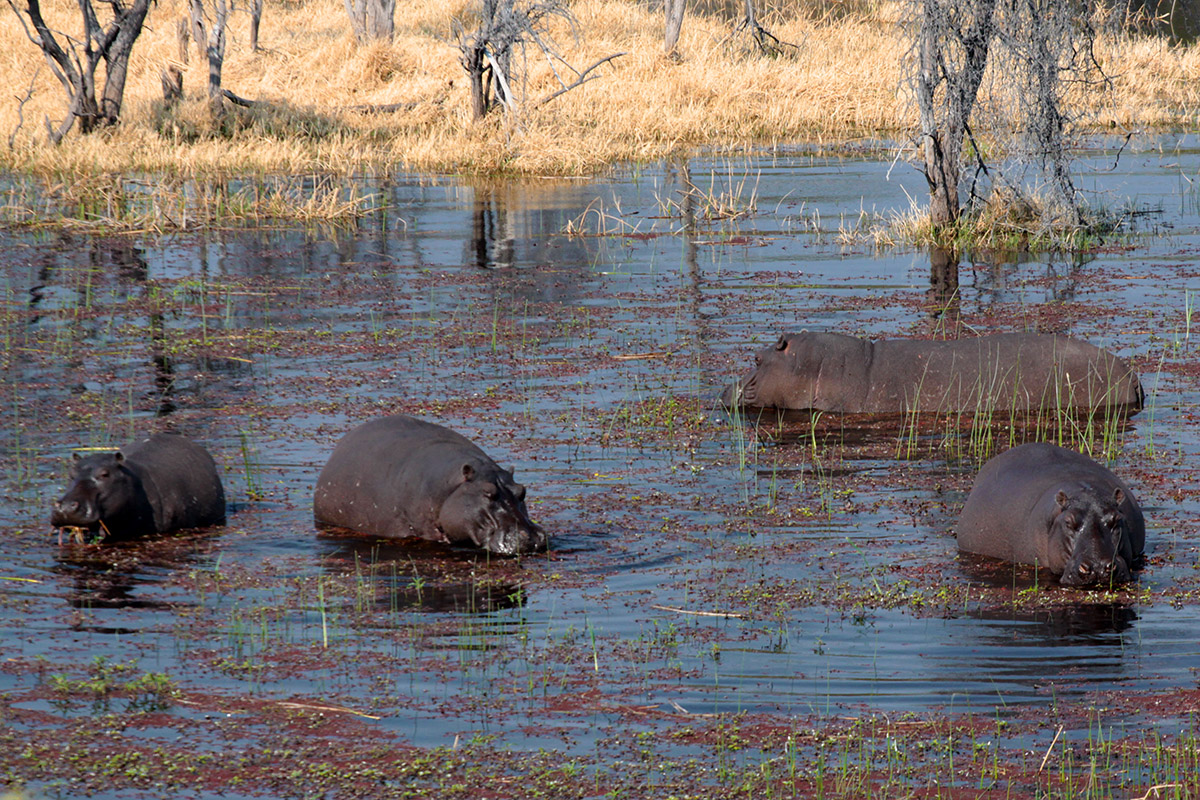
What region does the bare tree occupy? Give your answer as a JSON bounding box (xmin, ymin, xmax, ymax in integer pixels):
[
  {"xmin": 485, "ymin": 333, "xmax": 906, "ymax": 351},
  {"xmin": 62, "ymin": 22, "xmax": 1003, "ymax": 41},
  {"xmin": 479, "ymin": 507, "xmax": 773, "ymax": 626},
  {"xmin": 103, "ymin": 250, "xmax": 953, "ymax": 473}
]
[
  {"xmin": 249, "ymin": 0, "xmax": 264, "ymax": 51},
  {"xmin": 456, "ymin": 0, "xmax": 577, "ymax": 121},
  {"xmin": 664, "ymin": 0, "xmax": 684, "ymax": 56},
  {"xmin": 345, "ymin": 0, "xmax": 394, "ymax": 43},
  {"xmin": 905, "ymin": 0, "xmax": 1103, "ymax": 230},
  {"xmin": 190, "ymin": 0, "xmax": 231, "ymax": 117},
  {"xmin": 907, "ymin": 0, "xmax": 996, "ymax": 227},
  {"xmin": 996, "ymin": 0, "xmax": 1103, "ymax": 222},
  {"xmin": 7, "ymin": 0, "xmax": 152, "ymax": 143}
]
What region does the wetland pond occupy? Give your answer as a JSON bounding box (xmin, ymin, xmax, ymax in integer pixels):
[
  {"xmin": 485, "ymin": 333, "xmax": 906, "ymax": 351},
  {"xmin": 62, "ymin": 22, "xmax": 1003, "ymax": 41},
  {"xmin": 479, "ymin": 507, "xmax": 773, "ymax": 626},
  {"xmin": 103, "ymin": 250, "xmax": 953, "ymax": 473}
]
[{"xmin": 1, "ymin": 137, "xmax": 1199, "ymax": 798}]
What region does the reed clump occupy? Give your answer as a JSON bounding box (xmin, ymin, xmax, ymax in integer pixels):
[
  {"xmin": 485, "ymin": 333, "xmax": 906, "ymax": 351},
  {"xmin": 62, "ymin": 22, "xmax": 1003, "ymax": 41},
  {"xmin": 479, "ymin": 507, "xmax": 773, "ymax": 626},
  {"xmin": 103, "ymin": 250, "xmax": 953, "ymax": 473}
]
[
  {"xmin": 0, "ymin": 0, "xmax": 1196, "ymax": 179},
  {"xmin": 880, "ymin": 187, "xmax": 1122, "ymax": 253}
]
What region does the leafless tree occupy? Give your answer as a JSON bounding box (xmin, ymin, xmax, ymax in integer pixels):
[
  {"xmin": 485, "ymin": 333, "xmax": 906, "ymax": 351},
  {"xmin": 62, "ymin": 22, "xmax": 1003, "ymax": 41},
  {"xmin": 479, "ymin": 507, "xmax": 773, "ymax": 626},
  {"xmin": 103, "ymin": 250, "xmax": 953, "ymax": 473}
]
[
  {"xmin": 907, "ymin": 0, "xmax": 996, "ymax": 227},
  {"xmin": 664, "ymin": 0, "xmax": 684, "ymax": 56},
  {"xmin": 905, "ymin": 0, "xmax": 1105, "ymax": 229},
  {"xmin": 345, "ymin": 0, "xmax": 393, "ymax": 43},
  {"xmin": 995, "ymin": 0, "xmax": 1104, "ymax": 222},
  {"xmin": 190, "ymin": 0, "xmax": 231, "ymax": 117},
  {"xmin": 456, "ymin": 0, "xmax": 577, "ymax": 121},
  {"xmin": 7, "ymin": 0, "xmax": 152, "ymax": 143},
  {"xmin": 249, "ymin": 0, "xmax": 264, "ymax": 51}
]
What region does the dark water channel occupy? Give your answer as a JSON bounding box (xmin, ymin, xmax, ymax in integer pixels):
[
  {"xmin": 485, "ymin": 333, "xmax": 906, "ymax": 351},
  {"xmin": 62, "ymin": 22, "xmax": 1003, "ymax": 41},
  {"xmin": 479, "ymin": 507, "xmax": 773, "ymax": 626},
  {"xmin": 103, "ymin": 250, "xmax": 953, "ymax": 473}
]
[{"xmin": 1, "ymin": 136, "xmax": 1199, "ymax": 787}]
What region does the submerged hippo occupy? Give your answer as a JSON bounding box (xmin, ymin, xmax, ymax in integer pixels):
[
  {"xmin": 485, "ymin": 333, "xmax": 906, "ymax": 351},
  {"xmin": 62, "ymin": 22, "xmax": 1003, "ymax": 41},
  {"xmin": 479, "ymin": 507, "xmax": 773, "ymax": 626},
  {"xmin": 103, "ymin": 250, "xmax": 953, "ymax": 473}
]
[
  {"xmin": 313, "ymin": 415, "xmax": 546, "ymax": 556},
  {"xmin": 957, "ymin": 442, "xmax": 1145, "ymax": 587},
  {"xmin": 721, "ymin": 332, "xmax": 1143, "ymax": 415},
  {"xmin": 51, "ymin": 433, "xmax": 226, "ymax": 544}
]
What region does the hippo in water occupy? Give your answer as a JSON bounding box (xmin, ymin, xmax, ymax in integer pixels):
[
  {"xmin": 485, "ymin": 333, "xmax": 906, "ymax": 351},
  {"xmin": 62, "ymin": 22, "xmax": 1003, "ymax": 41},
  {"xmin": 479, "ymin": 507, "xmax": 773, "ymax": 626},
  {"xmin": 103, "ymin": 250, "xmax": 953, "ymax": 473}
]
[
  {"xmin": 721, "ymin": 332, "xmax": 1143, "ymax": 416},
  {"xmin": 957, "ymin": 442, "xmax": 1145, "ymax": 587},
  {"xmin": 51, "ymin": 433, "xmax": 226, "ymax": 544},
  {"xmin": 313, "ymin": 415, "xmax": 546, "ymax": 556}
]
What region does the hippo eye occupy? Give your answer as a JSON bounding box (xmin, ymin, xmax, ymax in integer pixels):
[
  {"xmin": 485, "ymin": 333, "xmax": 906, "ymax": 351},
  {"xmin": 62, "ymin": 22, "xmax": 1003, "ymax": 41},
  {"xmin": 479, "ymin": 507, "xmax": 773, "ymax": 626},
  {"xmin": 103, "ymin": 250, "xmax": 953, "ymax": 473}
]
[
  {"xmin": 482, "ymin": 484, "xmax": 497, "ymax": 500},
  {"xmin": 95, "ymin": 469, "xmax": 110, "ymax": 480}
]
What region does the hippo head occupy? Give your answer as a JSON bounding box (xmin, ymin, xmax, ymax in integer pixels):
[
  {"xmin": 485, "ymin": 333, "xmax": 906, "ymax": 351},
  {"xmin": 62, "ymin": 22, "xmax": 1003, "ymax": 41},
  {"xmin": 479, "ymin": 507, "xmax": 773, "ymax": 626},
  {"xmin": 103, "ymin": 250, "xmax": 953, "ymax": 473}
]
[
  {"xmin": 1051, "ymin": 487, "xmax": 1136, "ymax": 588},
  {"xmin": 50, "ymin": 451, "xmax": 140, "ymax": 543},
  {"xmin": 437, "ymin": 464, "xmax": 547, "ymax": 556},
  {"xmin": 722, "ymin": 333, "xmax": 815, "ymax": 409}
]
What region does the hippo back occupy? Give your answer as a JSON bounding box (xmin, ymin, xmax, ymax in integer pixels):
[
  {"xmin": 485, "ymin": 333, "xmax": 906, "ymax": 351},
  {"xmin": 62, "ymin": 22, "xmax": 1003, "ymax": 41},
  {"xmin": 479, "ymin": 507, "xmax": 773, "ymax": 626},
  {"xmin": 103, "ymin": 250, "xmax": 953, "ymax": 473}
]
[
  {"xmin": 314, "ymin": 416, "xmax": 492, "ymax": 540},
  {"xmin": 867, "ymin": 334, "xmax": 1143, "ymax": 414},
  {"xmin": 123, "ymin": 434, "xmax": 227, "ymax": 532}
]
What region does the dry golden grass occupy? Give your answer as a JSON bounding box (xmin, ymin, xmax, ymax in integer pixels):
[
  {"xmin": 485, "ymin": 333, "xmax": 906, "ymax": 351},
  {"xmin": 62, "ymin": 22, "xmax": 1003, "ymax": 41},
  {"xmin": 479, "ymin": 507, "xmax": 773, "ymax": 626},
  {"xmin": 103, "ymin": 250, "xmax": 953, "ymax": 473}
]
[{"xmin": 0, "ymin": 0, "xmax": 1195, "ymax": 180}]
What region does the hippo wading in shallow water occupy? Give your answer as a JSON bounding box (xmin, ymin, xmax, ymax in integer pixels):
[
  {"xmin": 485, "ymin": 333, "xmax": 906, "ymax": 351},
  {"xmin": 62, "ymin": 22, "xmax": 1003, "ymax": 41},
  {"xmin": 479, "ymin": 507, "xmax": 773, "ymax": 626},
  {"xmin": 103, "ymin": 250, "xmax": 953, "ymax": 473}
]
[
  {"xmin": 957, "ymin": 442, "xmax": 1145, "ymax": 587},
  {"xmin": 51, "ymin": 433, "xmax": 226, "ymax": 544},
  {"xmin": 313, "ymin": 415, "xmax": 546, "ymax": 556},
  {"xmin": 721, "ymin": 332, "xmax": 1144, "ymax": 416}
]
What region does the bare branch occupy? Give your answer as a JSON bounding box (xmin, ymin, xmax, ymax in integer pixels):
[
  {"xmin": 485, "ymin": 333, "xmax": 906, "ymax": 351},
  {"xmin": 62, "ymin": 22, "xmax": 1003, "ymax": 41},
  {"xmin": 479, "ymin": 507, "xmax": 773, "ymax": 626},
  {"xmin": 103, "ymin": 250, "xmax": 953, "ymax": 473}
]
[{"xmin": 532, "ymin": 52, "xmax": 625, "ymax": 109}]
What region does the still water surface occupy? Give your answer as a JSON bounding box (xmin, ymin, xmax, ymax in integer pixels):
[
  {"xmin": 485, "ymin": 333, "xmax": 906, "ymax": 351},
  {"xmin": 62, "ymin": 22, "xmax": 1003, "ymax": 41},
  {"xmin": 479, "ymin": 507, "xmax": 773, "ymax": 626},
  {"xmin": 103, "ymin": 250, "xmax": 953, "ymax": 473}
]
[{"xmin": 1, "ymin": 137, "xmax": 1198, "ymax": 758}]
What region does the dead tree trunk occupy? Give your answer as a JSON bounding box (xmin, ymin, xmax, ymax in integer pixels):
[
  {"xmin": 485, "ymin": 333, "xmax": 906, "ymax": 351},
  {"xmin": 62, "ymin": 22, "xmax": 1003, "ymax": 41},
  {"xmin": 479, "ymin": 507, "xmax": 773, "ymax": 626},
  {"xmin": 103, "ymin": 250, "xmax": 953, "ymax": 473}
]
[
  {"xmin": 912, "ymin": 0, "xmax": 996, "ymax": 227},
  {"xmin": 9, "ymin": 0, "xmax": 152, "ymax": 142},
  {"xmin": 345, "ymin": 0, "xmax": 394, "ymax": 43},
  {"xmin": 664, "ymin": 0, "xmax": 685, "ymax": 56},
  {"xmin": 249, "ymin": 0, "xmax": 264, "ymax": 51},
  {"xmin": 189, "ymin": 0, "xmax": 207, "ymax": 62},
  {"xmin": 191, "ymin": 0, "xmax": 230, "ymax": 117},
  {"xmin": 177, "ymin": 16, "xmax": 190, "ymax": 63},
  {"xmin": 161, "ymin": 65, "xmax": 184, "ymax": 107}
]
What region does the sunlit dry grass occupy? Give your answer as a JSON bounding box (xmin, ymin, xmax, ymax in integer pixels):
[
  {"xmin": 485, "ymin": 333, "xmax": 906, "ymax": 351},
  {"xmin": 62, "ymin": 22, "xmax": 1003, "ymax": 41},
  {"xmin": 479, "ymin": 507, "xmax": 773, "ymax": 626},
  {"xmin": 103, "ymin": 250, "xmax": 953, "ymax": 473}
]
[{"xmin": 0, "ymin": 0, "xmax": 1195, "ymax": 180}]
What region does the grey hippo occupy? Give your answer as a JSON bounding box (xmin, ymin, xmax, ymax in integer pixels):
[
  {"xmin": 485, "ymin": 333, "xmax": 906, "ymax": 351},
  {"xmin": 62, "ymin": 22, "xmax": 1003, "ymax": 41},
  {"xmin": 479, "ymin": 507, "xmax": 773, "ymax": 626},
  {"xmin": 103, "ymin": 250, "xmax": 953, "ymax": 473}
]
[
  {"xmin": 957, "ymin": 442, "xmax": 1145, "ymax": 587},
  {"xmin": 51, "ymin": 433, "xmax": 226, "ymax": 544},
  {"xmin": 721, "ymin": 332, "xmax": 1143, "ymax": 415},
  {"xmin": 313, "ymin": 415, "xmax": 546, "ymax": 556}
]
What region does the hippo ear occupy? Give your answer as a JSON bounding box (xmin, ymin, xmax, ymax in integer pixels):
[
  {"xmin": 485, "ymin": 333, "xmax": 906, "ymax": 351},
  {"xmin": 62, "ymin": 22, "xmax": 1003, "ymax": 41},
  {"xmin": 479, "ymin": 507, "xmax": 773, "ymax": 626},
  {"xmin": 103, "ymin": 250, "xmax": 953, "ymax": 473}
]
[
  {"xmin": 774, "ymin": 335, "xmax": 787, "ymax": 351},
  {"xmin": 72, "ymin": 452, "xmax": 81, "ymax": 462},
  {"xmin": 114, "ymin": 452, "xmax": 125, "ymax": 463},
  {"xmin": 461, "ymin": 464, "xmax": 475, "ymax": 483},
  {"xmin": 1055, "ymin": 490, "xmax": 1069, "ymax": 509},
  {"xmin": 512, "ymin": 483, "xmax": 526, "ymax": 502},
  {"xmin": 1113, "ymin": 488, "xmax": 1125, "ymax": 506}
]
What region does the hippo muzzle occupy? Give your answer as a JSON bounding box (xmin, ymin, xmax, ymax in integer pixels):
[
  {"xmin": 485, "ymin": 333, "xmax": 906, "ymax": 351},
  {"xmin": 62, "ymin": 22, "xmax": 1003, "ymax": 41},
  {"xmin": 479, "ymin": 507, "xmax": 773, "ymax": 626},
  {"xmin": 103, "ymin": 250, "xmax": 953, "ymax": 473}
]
[
  {"xmin": 50, "ymin": 483, "xmax": 107, "ymax": 543},
  {"xmin": 1059, "ymin": 550, "xmax": 1132, "ymax": 588}
]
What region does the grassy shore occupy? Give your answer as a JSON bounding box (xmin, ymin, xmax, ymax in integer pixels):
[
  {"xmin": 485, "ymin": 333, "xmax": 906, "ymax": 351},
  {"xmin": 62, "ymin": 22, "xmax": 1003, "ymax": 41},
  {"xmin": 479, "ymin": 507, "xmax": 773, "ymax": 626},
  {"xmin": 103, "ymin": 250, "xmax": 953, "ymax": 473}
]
[{"xmin": 2, "ymin": 0, "xmax": 1199, "ymax": 181}]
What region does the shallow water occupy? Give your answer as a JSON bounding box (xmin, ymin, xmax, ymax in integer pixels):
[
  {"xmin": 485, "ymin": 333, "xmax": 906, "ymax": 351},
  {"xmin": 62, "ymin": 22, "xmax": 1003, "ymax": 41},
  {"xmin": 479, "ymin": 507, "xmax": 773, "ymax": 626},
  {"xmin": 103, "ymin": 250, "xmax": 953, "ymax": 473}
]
[{"xmin": 1, "ymin": 136, "xmax": 1199, "ymax": 778}]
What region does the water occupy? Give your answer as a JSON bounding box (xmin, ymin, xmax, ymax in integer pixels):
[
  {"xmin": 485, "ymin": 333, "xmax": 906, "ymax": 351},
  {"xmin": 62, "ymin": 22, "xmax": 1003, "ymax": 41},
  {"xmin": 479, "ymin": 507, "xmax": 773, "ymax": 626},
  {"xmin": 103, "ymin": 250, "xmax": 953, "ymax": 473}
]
[{"xmin": 1, "ymin": 136, "xmax": 1199, "ymax": 777}]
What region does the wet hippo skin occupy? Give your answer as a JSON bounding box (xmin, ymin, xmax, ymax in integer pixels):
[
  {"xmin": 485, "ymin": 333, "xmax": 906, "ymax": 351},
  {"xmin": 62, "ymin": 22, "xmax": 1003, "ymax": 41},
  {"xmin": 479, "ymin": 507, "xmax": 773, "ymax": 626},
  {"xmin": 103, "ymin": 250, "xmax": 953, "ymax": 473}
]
[
  {"xmin": 722, "ymin": 332, "xmax": 1143, "ymax": 415},
  {"xmin": 957, "ymin": 442, "xmax": 1145, "ymax": 587},
  {"xmin": 51, "ymin": 433, "xmax": 226, "ymax": 543},
  {"xmin": 313, "ymin": 414, "xmax": 546, "ymax": 556}
]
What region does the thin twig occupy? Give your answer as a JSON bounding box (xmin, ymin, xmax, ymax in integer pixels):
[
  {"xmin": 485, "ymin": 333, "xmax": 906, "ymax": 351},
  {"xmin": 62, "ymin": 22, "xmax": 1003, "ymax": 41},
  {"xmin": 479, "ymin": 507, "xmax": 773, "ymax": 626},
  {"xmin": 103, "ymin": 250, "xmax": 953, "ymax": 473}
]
[{"xmin": 1038, "ymin": 725, "xmax": 1063, "ymax": 772}]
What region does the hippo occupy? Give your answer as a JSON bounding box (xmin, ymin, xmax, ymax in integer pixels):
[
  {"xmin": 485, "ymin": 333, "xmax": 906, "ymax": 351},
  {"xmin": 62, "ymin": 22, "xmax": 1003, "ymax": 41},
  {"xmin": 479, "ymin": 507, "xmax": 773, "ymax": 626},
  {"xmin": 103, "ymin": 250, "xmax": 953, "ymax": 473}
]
[
  {"xmin": 51, "ymin": 433, "xmax": 226, "ymax": 544},
  {"xmin": 721, "ymin": 332, "xmax": 1143, "ymax": 416},
  {"xmin": 313, "ymin": 415, "xmax": 546, "ymax": 556},
  {"xmin": 957, "ymin": 442, "xmax": 1145, "ymax": 587}
]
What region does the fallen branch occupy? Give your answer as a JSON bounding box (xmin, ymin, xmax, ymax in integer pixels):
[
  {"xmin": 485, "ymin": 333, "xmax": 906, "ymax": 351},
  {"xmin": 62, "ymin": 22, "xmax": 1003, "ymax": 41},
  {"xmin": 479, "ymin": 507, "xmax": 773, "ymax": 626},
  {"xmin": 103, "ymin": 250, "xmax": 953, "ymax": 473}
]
[
  {"xmin": 222, "ymin": 87, "xmax": 420, "ymax": 114},
  {"xmin": 651, "ymin": 603, "xmax": 744, "ymax": 619},
  {"xmin": 532, "ymin": 52, "xmax": 625, "ymax": 109},
  {"xmin": 221, "ymin": 87, "xmax": 255, "ymax": 107}
]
